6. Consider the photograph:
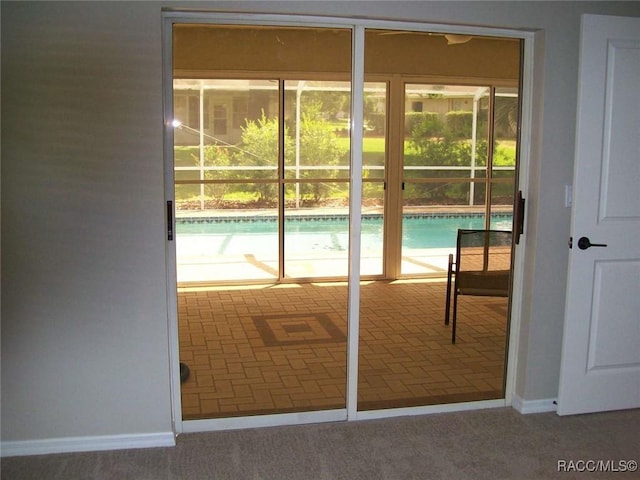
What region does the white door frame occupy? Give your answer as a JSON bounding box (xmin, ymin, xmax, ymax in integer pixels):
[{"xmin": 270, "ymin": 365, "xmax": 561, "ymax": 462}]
[{"xmin": 162, "ymin": 10, "xmax": 536, "ymax": 435}]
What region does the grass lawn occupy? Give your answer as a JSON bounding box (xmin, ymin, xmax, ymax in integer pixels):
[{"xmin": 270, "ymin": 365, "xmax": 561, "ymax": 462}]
[{"xmin": 175, "ymin": 136, "xmax": 516, "ymax": 170}]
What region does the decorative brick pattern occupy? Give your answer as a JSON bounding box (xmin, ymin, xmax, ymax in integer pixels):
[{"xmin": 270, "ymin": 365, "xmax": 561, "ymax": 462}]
[
  {"xmin": 253, "ymin": 312, "xmax": 346, "ymax": 346},
  {"xmin": 179, "ymin": 280, "xmax": 507, "ymax": 419}
]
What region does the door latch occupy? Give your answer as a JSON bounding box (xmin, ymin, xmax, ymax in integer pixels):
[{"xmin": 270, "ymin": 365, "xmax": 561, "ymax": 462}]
[
  {"xmin": 569, "ymin": 236, "xmax": 607, "ymax": 249},
  {"xmin": 167, "ymin": 200, "xmax": 174, "ymax": 241},
  {"xmin": 514, "ymin": 190, "xmax": 525, "ymax": 245},
  {"xmin": 577, "ymin": 236, "xmax": 607, "ymax": 250}
]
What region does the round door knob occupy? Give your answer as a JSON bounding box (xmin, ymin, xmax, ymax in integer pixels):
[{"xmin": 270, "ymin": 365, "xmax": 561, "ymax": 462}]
[{"xmin": 577, "ymin": 236, "xmax": 607, "ymax": 250}]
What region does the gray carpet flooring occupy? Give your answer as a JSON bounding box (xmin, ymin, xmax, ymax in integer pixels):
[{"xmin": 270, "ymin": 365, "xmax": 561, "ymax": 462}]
[{"xmin": 2, "ymin": 407, "xmax": 639, "ymax": 479}]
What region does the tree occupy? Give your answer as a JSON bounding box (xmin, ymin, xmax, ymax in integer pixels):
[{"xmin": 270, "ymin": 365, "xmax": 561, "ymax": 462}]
[
  {"xmin": 407, "ymin": 112, "xmax": 490, "ymax": 204},
  {"xmin": 233, "ymin": 113, "xmax": 293, "ymax": 205},
  {"xmin": 203, "ymin": 145, "xmax": 232, "ymax": 205},
  {"xmin": 295, "ymin": 102, "xmax": 348, "ymax": 204}
]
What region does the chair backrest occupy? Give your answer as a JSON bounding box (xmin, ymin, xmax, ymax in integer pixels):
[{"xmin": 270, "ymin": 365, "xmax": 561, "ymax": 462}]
[{"xmin": 455, "ymin": 230, "xmax": 512, "ymax": 295}]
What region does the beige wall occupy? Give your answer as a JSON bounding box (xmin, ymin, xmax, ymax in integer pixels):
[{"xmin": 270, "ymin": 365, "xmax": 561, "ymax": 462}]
[
  {"xmin": 175, "ymin": 25, "xmax": 520, "ymax": 81},
  {"xmin": 2, "ymin": 0, "xmax": 640, "ymax": 451},
  {"xmin": 1, "ymin": 1, "xmax": 173, "ymax": 444}
]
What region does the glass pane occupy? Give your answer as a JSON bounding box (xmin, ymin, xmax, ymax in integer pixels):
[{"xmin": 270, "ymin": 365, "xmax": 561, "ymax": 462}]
[
  {"xmin": 494, "ymin": 87, "xmax": 519, "ymax": 165},
  {"xmin": 173, "ymin": 77, "xmax": 281, "ymax": 246},
  {"xmin": 175, "ymin": 170, "xmax": 201, "ymax": 211},
  {"xmin": 174, "ymin": 79, "xmax": 279, "ymax": 176},
  {"xmin": 362, "ymin": 182, "xmax": 384, "ymax": 276},
  {"xmin": 401, "ymin": 83, "xmax": 491, "ymax": 276},
  {"xmin": 282, "ymin": 80, "xmax": 354, "ymax": 277},
  {"xmin": 473, "ymin": 177, "xmax": 487, "ymax": 208},
  {"xmin": 361, "ymin": 82, "xmax": 386, "ymax": 277},
  {"xmin": 175, "ymin": 187, "xmax": 278, "ymax": 283},
  {"xmin": 490, "ymin": 176, "xmax": 515, "ymax": 230},
  {"xmin": 283, "ymin": 80, "xmax": 351, "ymax": 182},
  {"xmin": 359, "ymin": 29, "xmax": 521, "ymax": 414},
  {"xmin": 174, "ymin": 24, "xmax": 351, "ymax": 422},
  {"xmin": 491, "ymin": 87, "xmax": 518, "ymax": 230},
  {"xmin": 363, "ymin": 82, "xmax": 387, "ymax": 170},
  {"xmin": 283, "ymin": 182, "xmax": 349, "ymax": 278},
  {"xmin": 404, "ymin": 84, "xmax": 489, "ymax": 169}
]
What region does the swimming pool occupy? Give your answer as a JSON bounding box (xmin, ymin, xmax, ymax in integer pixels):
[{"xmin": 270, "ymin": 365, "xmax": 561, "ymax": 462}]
[
  {"xmin": 177, "ymin": 213, "xmax": 513, "ymax": 250},
  {"xmin": 175, "ymin": 213, "xmax": 512, "ymax": 281}
]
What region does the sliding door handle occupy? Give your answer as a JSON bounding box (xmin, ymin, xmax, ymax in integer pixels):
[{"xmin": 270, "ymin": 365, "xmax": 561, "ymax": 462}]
[
  {"xmin": 514, "ymin": 190, "xmax": 525, "ymax": 245},
  {"xmin": 167, "ymin": 200, "xmax": 174, "ymax": 241}
]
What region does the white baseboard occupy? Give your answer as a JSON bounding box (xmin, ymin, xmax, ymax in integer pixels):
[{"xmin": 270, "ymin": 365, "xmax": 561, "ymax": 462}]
[
  {"xmin": 1, "ymin": 432, "xmax": 175, "ymax": 458},
  {"xmin": 511, "ymin": 395, "xmax": 557, "ymax": 414}
]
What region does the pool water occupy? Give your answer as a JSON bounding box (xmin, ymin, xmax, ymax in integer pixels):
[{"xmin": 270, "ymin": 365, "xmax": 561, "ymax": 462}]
[
  {"xmin": 401, "ymin": 215, "xmax": 512, "ymax": 248},
  {"xmin": 175, "ymin": 213, "xmax": 513, "ymax": 281},
  {"xmin": 176, "ymin": 214, "xmax": 513, "ymax": 252}
]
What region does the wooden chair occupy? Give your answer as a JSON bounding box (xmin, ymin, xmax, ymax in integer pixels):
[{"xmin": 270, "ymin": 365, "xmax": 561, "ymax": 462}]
[{"xmin": 445, "ymin": 229, "xmax": 512, "ymax": 343}]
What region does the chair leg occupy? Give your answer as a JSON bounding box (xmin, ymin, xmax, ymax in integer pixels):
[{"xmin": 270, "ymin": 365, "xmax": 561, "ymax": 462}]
[
  {"xmin": 445, "ymin": 281, "xmax": 451, "ymax": 326},
  {"xmin": 452, "ymin": 290, "xmax": 458, "ymax": 344},
  {"xmin": 445, "ymin": 254, "xmax": 454, "ymax": 325}
]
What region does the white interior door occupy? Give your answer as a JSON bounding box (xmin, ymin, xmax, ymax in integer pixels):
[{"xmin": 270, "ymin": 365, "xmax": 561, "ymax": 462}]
[{"xmin": 558, "ymin": 14, "xmax": 640, "ymax": 415}]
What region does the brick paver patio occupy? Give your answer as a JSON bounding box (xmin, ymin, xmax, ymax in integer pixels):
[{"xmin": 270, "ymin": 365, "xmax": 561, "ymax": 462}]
[{"xmin": 178, "ymin": 280, "xmax": 508, "ymax": 419}]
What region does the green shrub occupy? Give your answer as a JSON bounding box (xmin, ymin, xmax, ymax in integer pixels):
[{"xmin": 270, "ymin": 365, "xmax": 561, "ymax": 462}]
[
  {"xmin": 445, "ymin": 111, "xmax": 473, "ymax": 138},
  {"xmin": 295, "ymin": 108, "xmax": 348, "ymax": 205},
  {"xmin": 366, "ymin": 112, "xmax": 386, "ymax": 135},
  {"xmin": 405, "ymin": 112, "xmax": 441, "ymax": 137},
  {"xmin": 233, "ymin": 113, "xmax": 292, "ymax": 204}
]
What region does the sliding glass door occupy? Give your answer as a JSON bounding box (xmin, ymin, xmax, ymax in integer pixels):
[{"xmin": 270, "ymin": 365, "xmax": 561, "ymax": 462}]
[
  {"xmin": 173, "ymin": 25, "xmax": 352, "ymax": 419},
  {"xmin": 356, "ymin": 29, "xmax": 521, "ymax": 412},
  {"xmin": 168, "ymin": 19, "xmax": 523, "ymax": 421}
]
